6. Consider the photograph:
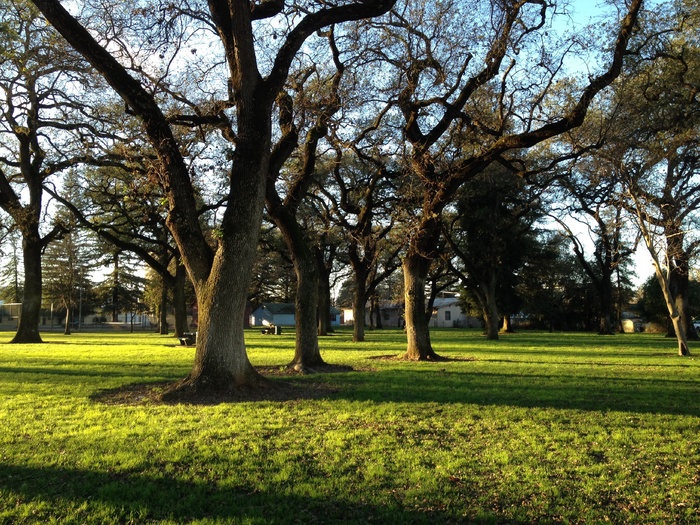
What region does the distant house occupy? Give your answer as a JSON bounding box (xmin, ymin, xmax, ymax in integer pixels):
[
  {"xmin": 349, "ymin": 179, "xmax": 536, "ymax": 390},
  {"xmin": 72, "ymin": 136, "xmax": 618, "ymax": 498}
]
[
  {"xmin": 341, "ymin": 303, "xmax": 404, "ymax": 327},
  {"xmin": 249, "ymin": 303, "xmax": 342, "ymax": 327},
  {"xmin": 328, "ymin": 307, "xmax": 342, "ymax": 327},
  {"xmin": 250, "ymin": 303, "xmax": 296, "ymax": 327},
  {"xmin": 429, "ymin": 297, "xmax": 480, "ymax": 328}
]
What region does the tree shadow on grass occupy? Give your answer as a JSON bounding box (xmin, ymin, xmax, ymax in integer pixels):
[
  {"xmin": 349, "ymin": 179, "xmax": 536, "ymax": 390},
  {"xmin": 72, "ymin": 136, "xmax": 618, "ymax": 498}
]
[
  {"xmin": 88, "ymin": 360, "xmax": 700, "ymax": 416},
  {"xmin": 325, "ymin": 367, "xmax": 700, "ymax": 416},
  {"xmin": 0, "ymin": 463, "xmax": 498, "ymax": 525}
]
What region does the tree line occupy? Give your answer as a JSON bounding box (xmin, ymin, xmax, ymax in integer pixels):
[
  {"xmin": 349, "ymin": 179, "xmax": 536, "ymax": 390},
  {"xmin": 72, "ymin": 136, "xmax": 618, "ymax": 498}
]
[{"xmin": 0, "ymin": 0, "xmax": 698, "ymax": 398}]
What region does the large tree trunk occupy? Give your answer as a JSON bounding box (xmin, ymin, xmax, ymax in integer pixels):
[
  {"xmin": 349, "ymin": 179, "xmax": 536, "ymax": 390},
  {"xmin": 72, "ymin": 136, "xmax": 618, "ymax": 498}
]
[
  {"xmin": 183, "ymin": 253, "xmax": 263, "ymax": 391},
  {"xmin": 63, "ymin": 300, "xmax": 72, "ymax": 335},
  {"xmin": 173, "ymin": 262, "xmax": 188, "ymax": 338},
  {"xmin": 272, "ymin": 215, "xmax": 324, "ymax": 371},
  {"xmin": 289, "ymin": 251, "xmax": 323, "ymax": 371},
  {"xmin": 159, "ymin": 277, "xmax": 169, "ymax": 335},
  {"xmin": 11, "ymin": 235, "xmax": 43, "ymax": 343},
  {"xmin": 477, "ymin": 273, "xmax": 499, "ymax": 340},
  {"xmin": 317, "ymin": 253, "xmax": 333, "ymax": 336},
  {"xmin": 598, "ymin": 275, "xmax": 615, "ymax": 335},
  {"xmin": 353, "ymin": 276, "xmax": 368, "ymax": 342},
  {"xmin": 168, "ymin": 232, "xmax": 266, "ymax": 396},
  {"xmin": 402, "ymin": 254, "xmax": 441, "ymax": 360},
  {"xmin": 164, "ymin": 143, "xmax": 270, "ymax": 397},
  {"xmin": 483, "ymin": 301, "xmax": 499, "ymax": 340}
]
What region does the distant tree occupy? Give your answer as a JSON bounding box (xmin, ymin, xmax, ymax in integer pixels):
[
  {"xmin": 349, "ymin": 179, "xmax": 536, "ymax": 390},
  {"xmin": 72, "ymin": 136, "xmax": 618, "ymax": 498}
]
[
  {"xmin": 0, "ymin": 228, "xmax": 23, "ymax": 304},
  {"xmin": 517, "ymin": 232, "xmax": 596, "ymax": 331},
  {"xmin": 49, "ymin": 159, "xmax": 197, "ymax": 338},
  {"xmin": 549, "ymin": 177, "xmax": 640, "ymax": 335},
  {"xmin": 314, "ymin": 226, "xmax": 343, "ymax": 336},
  {"xmin": 602, "ymin": 1, "xmax": 700, "ymax": 354},
  {"xmin": 318, "ymin": 152, "xmax": 402, "ymax": 342},
  {"xmin": 343, "ymin": 0, "xmax": 643, "ymax": 359},
  {"xmin": 249, "ymin": 223, "xmax": 296, "ymax": 307},
  {"xmin": 42, "ymin": 218, "xmax": 95, "ymax": 334},
  {"xmin": 0, "ymin": 1, "xmax": 114, "ymax": 342},
  {"xmin": 93, "ymin": 249, "xmax": 145, "ymax": 325},
  {"xmin": 444, "ymin": 165, "xmax": 543, "ymax": 339}
]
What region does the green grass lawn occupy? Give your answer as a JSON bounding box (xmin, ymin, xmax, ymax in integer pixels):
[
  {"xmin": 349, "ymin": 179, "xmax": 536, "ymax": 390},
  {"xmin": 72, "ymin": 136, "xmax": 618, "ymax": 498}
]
[{"xmin": 2, "ymin": 328, "xmax": 700, "ymax": 524}]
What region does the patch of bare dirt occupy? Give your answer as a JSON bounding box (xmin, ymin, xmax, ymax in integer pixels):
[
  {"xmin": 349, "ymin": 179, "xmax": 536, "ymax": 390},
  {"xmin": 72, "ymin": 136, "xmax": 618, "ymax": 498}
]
[{"xmin": 90, "ymin": 364, "xmax": 363, "ymax": 406}]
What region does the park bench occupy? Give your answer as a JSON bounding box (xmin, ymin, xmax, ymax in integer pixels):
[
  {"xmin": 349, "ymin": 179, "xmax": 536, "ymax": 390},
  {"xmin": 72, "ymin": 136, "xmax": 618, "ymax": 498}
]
[
  {"xmin": 179, "ymin": 332, "xmax": 197, "ymax": 346},
  {"xmin": 261, "ymin": 325, "xmax": 281, "ymax": 335}
]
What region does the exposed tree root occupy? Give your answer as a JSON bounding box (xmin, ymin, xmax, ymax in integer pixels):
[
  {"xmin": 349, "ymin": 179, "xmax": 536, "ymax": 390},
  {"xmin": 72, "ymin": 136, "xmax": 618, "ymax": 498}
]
[
  {"xmin": 158, "ymin": 373, "xmax": 273, "ymax": 404},
  {"xmin": 285, "ymin": 359, "xmax": 340, "ymax": 374},
  {"xmin": 400, "ymin": 351, "xmax": 450, "ymax": 362},
  {"xmin": 90, "ymin": 364, "xmax": 358, "ymax": 406}
]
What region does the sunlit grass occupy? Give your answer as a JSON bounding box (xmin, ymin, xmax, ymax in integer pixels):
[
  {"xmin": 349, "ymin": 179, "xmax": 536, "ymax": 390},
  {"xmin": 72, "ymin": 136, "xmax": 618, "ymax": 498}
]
[{"xmin": 1, "ymin": 328, "xmax": 700, "ymax": 523}]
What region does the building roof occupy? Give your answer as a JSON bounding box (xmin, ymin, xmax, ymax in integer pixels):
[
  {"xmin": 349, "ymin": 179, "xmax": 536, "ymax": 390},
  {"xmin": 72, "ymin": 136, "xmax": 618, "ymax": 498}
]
[
  {"xmin": 257, "ymin": 303, "xmax": 296, "ymax": 315},
  {"xmin": 432, "ymin": 297, "xmax": 461, "ymax": 308}
]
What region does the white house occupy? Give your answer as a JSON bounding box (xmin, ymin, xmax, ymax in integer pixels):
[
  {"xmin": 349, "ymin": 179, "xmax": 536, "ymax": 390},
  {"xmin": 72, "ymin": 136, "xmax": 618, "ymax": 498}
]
[
  {"xmin": 341, "ymin": 304, "xmax": 403, "ymax": 327},
  {"xmin": 429, "ymin": 297, "xmax": 475, "ymax": 328}
]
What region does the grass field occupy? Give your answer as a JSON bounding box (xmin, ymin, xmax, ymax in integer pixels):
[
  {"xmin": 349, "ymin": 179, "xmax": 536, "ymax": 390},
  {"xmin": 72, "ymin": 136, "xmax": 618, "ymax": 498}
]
[{"xmin": 1, "ymin": 328, "xmax": 700, "ymax": 524}]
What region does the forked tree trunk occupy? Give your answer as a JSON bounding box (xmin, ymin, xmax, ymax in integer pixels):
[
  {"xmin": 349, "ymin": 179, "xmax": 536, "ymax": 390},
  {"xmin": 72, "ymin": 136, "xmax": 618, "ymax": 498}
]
[
  {"xmin": 165, "ymin": 148, "xmax": 270, "ymax": 396},
  {"xmin": 11, "ymin": 236, "xmax": 43, "ymax": 343},
  {"xmin": 172, "ymin": 240, "xmax": 265, "ymax": 395},
  {"xmin": 402, "ymin": 254, "xmax": 441, "ymax": 360}
]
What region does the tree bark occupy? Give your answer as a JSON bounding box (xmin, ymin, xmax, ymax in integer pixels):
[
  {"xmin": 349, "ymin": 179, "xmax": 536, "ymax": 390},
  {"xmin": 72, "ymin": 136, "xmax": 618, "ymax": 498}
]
[
  {"xmin": 402, "ymin": 254, "xmax": 441, "ymax": 360},
  {"xmin": 11, "ymin": 235, "xmax": 43, "ymax": 343},
  {"xmin": 171, "ymin": 186, "xmax": 269, "ymax": 395},
  {"xmin": 598, "ymin": 277, "xmax": 615, "ymax": 335},
  {"xmin": 159, "ymin": 279, "xmax": 169, "ymax": 335},
  {"xmin": 317, "ymin": 261, "xmax": 333, "ymax": 336},
  {"xmin": 352, "ymin": 272, "xmax": 368, "ymax": 342},
  {"xmin": 63, "ymin": 299, "xmax": 72, "ymax": 335},
  {"xmin": 667, "ymin": 232, "xmax": 696, "ymax": 341},
  {"xmin": 476, "ymin": 272, "xmax": 499, "ymax": 340},
  {"xmin": 502, "ymin": 315, "xmax": 514, "ymax": 333},
  {"xmin": 270, "ymin": 210, "xmax": 325, "ymax": 371},
  {"xmin": 483, "ymin": 299, "xmax": 500, "ymax": 340},
  {"xmin": 173, "ymin": 262, "xmax": 188, "ymax": 338},
  {"xmin": 289, "ymin": 250, "xmax": 323, "ymax": 371}
]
